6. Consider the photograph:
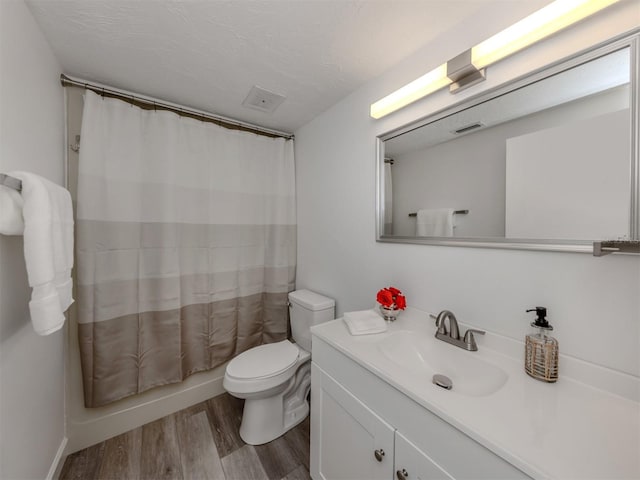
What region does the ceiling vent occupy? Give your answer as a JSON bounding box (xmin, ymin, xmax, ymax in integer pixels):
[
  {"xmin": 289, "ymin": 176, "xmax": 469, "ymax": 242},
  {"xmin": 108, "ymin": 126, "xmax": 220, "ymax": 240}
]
[
  {"xmin": 242, "ymin": 86, "xmax": 286, "ymax": 114},
  {"xmin": 452, "ymin": 122, "xmax": 484, "ymax": 134}
]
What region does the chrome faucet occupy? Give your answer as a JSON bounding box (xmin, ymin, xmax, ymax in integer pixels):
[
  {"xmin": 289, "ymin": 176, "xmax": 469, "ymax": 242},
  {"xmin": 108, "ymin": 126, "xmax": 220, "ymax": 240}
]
[
  {"xmin": 433, "ymin": 310, "xmax": 485, "ymax": 351},
  {"xmin": 435, "ymin": 310, "xmax": 459, "ymax": 339}
]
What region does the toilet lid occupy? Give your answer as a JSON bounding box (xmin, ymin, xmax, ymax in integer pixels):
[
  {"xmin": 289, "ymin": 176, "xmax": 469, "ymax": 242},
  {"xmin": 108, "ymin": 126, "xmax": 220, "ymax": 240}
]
[{"xmin": 227, "ymin": 340, "xmax": 299, "ymax": 380}]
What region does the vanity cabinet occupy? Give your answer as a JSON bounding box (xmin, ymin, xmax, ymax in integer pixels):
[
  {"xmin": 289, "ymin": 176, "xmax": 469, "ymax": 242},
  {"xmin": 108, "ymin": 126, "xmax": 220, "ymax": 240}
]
[
  {"xmin": 310, "ymin": 336, "xmax": 530, "ymax": 480},
  {"xmin": 312, "ymin": 364, "xmax": 454, "ymax": 480},
  {"xmin": 311, "ymin": 363, "xmax": 394, "ymax": 479}
]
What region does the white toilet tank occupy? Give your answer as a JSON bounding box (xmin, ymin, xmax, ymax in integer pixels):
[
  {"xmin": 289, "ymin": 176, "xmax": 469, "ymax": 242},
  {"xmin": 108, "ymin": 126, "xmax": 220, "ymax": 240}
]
[{"xmin": 288, "ymin": 289, "xmax": 335, "ymax": 352}]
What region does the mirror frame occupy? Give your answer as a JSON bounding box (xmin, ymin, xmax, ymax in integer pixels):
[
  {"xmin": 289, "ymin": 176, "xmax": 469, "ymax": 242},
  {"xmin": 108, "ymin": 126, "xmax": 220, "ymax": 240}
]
[{"xmin": 376, "ymin": 29, "xmax": 639, "ymax": 253}]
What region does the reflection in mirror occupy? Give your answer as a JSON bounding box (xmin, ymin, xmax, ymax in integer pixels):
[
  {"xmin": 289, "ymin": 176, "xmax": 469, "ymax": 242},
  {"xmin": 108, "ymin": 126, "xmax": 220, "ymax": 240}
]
[{"xmin": 378, "ymin": 37, "xmax": 637, "ymax": 251}]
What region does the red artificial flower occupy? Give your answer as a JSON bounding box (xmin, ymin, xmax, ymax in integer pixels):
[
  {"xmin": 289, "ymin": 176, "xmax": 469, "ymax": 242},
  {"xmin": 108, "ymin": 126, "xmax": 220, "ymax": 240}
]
[
  {"xmin": 377, "ymin": 286, "xmax": 407, "ymax": 310},
  {"xmin": 377, "ymin": 289, "xmax": 394, "ymax": 307},
  {"xmin": 388, "ymin": 287, "xmax": 401, "ymax": 296}
]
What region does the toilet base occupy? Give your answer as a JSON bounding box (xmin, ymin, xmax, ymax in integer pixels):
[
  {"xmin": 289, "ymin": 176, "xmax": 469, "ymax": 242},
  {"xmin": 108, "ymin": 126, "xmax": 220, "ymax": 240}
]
[{"xmin": 238, "ymin": 362, "xmax": 311, "ymax": 445}]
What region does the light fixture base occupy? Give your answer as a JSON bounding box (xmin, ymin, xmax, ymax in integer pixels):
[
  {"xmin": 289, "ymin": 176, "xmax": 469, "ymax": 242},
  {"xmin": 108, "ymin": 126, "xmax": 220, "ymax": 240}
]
[
  {"xmin": 449, "ymin": 68, "xmax": 486, "ymax": 93},
  {"xmin": 447, "ymin": 49, "xmax": 486, "ymax": 94}
]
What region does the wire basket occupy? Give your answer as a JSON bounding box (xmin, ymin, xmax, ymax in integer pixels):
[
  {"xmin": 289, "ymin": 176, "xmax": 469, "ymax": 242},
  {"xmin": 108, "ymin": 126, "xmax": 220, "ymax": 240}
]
[{"xmin": 525, "ymin": 335, "xmax": 559, "ymax": 382}]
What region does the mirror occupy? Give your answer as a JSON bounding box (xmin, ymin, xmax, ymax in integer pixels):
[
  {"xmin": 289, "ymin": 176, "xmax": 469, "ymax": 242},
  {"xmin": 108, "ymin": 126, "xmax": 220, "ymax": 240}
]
[{"xmin": 377, "ymin": 33, "xmax": 639, "ymax": 252}]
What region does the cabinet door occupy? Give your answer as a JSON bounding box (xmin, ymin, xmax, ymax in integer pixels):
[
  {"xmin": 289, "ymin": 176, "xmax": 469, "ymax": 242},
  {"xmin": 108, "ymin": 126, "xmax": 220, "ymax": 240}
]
[
  {"xmin": 311, "ymin": 363, "xmax": 394, "ymax": 480},
  {"xmin": 395, "ymin": 431, "xmax": 454, "ymax": 480}
]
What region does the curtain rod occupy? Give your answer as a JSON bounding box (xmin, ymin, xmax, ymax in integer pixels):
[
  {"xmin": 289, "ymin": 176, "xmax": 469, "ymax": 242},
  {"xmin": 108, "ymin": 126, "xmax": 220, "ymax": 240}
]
[{"xmin": 59, "ymin": 74, "xmax": 294, "ymax": 140}]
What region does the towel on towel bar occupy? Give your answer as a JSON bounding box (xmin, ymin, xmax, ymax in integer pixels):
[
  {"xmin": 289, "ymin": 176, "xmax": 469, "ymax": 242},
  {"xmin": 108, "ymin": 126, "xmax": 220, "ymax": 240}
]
[
  {"xmin": 343, "ymin": 309, "xmax": 388, "ymax": 335},
  {"xmin": 9, "ymin": 172, "xmax": 74, "ymax": 335},
  {"xmin": 0, "ymin": 187, "xmax": 25, "ymax": 235},
  {"xmin": 416, "ymin": 208, "xmax": 455, "ymax": 236}
]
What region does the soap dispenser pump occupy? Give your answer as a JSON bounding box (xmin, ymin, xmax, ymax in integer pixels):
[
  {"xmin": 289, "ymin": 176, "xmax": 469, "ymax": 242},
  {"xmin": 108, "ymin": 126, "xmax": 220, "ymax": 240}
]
[{"xmin": 524, "ymin": 307, "xmax": 559, "ymax": 383}]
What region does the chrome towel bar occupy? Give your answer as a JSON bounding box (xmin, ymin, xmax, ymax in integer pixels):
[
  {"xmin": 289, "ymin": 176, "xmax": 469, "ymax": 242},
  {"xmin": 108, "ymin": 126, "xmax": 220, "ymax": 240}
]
[
  {"xmin": 408, "ymin": 209, "xmax": 469, "ymax": 217},
  {"xmin": 0, "ymin": 174, "xmax": 22, "ymax": 192},
  {"xmin": 593, "ymin": 240, "xmax": 640, "ymax": 256}
]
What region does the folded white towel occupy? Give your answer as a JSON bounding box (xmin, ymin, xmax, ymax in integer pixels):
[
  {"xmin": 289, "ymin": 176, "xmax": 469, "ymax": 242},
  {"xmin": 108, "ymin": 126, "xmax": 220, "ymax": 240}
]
[
  {"xmin": 343, "ymin": 309, "xmax": 388, "ymax": 336},
  {"xmin": 0, "ymin": 187, "xmax": 25, "ymax": 235},
  {"xmin": 10, "ymin": 172, "xmax": 74, "ymax": 335},
  {"xmin": 416, "ymin": 208, "xmax": 454, "ymax": 236}
]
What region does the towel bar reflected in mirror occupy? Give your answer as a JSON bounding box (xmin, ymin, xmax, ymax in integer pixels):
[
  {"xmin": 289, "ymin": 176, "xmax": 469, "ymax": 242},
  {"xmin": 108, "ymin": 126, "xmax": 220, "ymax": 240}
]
[
  {"xmin": 0, "ymin": 174, "xmax": 22, "ymax": 192},
  {"xmin": 593, "ymin": 240, "xmax": 640, "ymax": 256},
  {"xmin": 408, "ymin": 210, "xmax": 469, "ymax": 217}
]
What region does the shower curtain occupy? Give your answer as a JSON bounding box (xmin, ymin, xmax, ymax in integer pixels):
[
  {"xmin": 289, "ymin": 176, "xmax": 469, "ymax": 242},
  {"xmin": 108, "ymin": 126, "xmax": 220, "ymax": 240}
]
[{"xmin": 76, "ymin": 91, "xmax": 296, "ymax": 407}]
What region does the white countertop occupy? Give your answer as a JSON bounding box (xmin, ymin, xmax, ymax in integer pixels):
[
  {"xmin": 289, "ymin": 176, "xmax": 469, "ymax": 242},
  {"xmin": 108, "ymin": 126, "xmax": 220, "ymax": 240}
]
[{"xmin": 311, "ymin": 308, "xmax": 640, "ymax": 480}]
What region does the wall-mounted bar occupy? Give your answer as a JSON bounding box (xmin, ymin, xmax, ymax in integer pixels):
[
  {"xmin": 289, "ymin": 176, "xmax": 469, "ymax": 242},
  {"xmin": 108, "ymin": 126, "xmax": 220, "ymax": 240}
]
[
  {"xmin": 409, "ymin": 209, "xmax": 469, "ymax": 217},
  {"xmin": 0, "ymin": 173, "xmax": 22, "ymax": 192},
  {"xmin": 593, "ymin": 240, "xmax": 640, "ymax": 256}
]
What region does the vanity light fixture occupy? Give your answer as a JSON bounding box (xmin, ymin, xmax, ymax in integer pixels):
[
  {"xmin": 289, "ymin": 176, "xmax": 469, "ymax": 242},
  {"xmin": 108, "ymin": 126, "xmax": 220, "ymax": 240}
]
[{"xmin": 370, "ymin": 0, "xmax": 619, "ymax": 119}]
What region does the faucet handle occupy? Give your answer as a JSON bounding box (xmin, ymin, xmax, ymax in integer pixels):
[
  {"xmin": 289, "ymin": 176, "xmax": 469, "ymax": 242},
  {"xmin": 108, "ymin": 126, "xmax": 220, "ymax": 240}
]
[
  {"xmin": 463, "ymin": 329, "xmax": 485, "ymax": 351},
  {"xmin": 433, "ymin": 311, "xmax": 449, "ymax": 335}
]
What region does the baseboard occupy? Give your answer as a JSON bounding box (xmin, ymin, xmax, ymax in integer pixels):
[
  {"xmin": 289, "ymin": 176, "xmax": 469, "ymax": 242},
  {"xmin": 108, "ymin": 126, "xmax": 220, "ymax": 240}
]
[
  {"xmin": 65, "ymin": 371, "xmax": 226, "ymax": 453},
  {"xmin": 47, "ymin": 436, "xmax": 68, "ymax": 480}
]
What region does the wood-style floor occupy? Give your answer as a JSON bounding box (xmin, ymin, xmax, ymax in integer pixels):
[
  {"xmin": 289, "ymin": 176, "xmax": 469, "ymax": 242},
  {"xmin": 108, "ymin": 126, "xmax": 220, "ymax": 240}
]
[{"xmin": 59, "ymin": 393, "xmax": 311, "ymax": 480}]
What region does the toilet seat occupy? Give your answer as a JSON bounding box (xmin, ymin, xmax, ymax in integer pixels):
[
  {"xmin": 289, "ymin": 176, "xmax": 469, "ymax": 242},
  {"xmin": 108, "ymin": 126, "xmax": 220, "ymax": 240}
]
[{"xmin": 226, "ymin": 340, "xmax": 299, "ymax": 380}]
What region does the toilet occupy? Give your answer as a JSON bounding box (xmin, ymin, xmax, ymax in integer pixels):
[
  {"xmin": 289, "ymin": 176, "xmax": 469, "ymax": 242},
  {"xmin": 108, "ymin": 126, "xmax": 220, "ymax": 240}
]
[{"xmin": 223, "ymin": 289, "xmax": 335, "ymax": 445}]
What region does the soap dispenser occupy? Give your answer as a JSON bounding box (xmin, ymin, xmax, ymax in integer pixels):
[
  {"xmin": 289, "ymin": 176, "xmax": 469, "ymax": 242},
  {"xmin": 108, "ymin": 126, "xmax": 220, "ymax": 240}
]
[{"xmin": 524, "ymin": 307, "xmax": 558, "ymax": 382}]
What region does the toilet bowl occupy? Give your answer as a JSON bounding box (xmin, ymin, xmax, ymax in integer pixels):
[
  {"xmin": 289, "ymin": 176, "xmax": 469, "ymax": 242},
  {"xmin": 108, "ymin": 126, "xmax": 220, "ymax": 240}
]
[
  {"xmin": 223, "ymin": 289, "xmax": 335, "ymax": 445},
  {"xmin": 223, "ymin": 340, "xmax": 311, "ymax": 445}
]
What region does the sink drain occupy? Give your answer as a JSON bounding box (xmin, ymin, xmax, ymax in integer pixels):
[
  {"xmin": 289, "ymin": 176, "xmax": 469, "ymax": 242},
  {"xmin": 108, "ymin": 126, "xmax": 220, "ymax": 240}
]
[{"xmin": 432, "ymin": 374, "xmax": 453, "ymax": 390}]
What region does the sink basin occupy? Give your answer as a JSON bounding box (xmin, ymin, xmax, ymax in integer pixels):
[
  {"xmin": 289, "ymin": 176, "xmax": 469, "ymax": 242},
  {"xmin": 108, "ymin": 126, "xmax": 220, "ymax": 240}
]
[{"xmin": 378, "ymin": 330, "xmax": 508, "ymax": 396}]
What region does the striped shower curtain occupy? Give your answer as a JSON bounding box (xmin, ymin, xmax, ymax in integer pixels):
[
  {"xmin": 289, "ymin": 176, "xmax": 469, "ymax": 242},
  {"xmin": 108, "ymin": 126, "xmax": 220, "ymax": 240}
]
[{"xmin": 76, "ymin": 91, "xmax": 296, "ymax": 407}]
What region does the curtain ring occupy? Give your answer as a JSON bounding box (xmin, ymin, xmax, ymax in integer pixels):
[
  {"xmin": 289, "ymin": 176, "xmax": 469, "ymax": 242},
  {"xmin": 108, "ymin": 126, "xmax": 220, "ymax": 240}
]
[{"xmin": 130, "ymin": 95, "xmax": 134, "ymax": 107}]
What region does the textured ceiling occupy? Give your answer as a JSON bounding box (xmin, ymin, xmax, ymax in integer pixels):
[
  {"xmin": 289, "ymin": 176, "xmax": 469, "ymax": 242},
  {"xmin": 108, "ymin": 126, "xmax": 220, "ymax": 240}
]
[{"xmin": 26, "ymin": 0, "xmax": 545, "ymax": 133}]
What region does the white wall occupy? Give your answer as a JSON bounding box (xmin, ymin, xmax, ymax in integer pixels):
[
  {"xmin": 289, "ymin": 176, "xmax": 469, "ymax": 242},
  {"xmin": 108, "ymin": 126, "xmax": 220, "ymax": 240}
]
[
  {"xmin": 392, "ymin": 86, "xmax": 629, "ymax": 238},
  {"xmin": 295, "ymin": 2, "xmax": 640, "ymax": 378},
  {"xmin": 0, "ymin": 1, "xmax": 66, "ymax": 478},
  {"xmin": 392, "ymin": 131, "xmax": 506, "ymax": 237},
  {"xmin": 505, "ymin": 109, "xmax": 629, "ymax": 239}
]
